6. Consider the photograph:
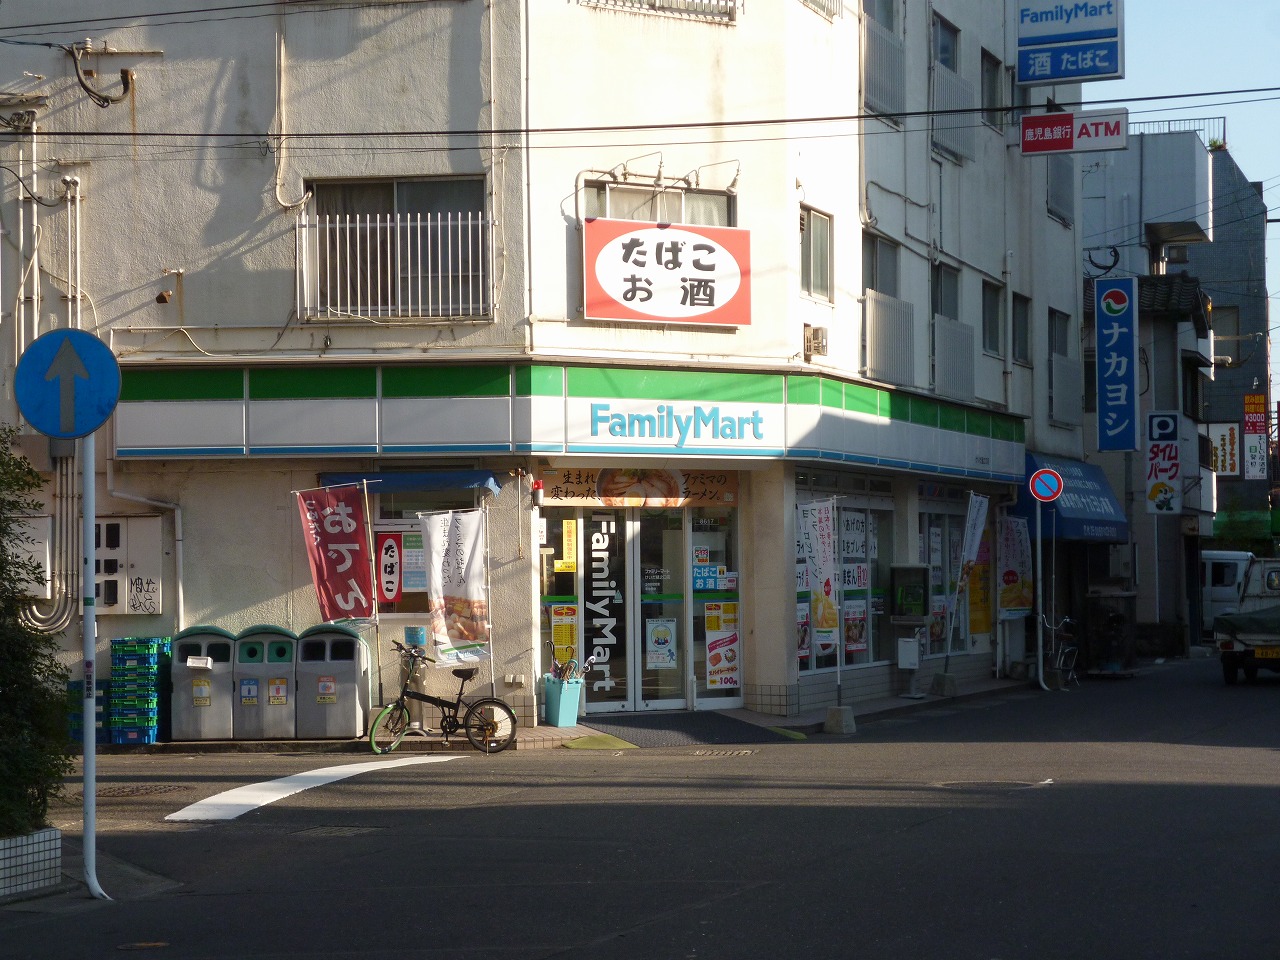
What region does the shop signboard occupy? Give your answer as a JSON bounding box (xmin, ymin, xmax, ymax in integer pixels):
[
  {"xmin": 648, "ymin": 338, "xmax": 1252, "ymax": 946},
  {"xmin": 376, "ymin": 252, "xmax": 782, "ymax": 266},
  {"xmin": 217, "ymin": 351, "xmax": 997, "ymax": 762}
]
[
  {"xmin": 1243, "ymin": 393, "xmax": 1267, "ymax": 481},
  {"xmin": 1144, "ymin": 411, "xmax": 1182, "ymax": 513},
  {"xmin": 1095, "ymin": 277, "xmax": 1139, "ymax": 451},
  {"xmin": 1015, "ymin": 0, "xmax": 1124, "ymax": 85},
  {"xmin": 583, "ymin": 217, "xmax": 751, "ymax": 326}
]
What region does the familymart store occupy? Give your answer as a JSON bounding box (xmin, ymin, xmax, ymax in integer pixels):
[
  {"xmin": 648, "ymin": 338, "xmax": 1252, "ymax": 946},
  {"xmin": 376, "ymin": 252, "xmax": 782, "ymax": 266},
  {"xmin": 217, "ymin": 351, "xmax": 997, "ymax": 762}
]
[{"xmin": 113, "ymin": 362, "xmax": 1025, "ymax": 719}]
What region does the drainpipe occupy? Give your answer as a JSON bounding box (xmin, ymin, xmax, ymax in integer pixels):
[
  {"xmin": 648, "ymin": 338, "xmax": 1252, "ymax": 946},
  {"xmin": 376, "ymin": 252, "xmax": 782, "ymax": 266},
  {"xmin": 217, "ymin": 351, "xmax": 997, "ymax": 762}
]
[{"xmin": 106, "ymin": 458, "xmax": 185, "ymax": 633}]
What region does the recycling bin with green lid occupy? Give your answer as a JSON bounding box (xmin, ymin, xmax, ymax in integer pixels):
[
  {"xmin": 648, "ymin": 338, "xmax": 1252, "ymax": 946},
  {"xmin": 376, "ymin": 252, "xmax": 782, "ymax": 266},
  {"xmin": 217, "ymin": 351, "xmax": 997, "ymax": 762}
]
[
  {"xmin": 232, "ymin": 625, "xmax": 297, "ymax": 739},
  {"xmin": 170, "ymin": 625, "xmax": 236, "ymax": 741},
  {"xmin": 295, "ymin": 623, "xmax": 371, "ymax": 739}
]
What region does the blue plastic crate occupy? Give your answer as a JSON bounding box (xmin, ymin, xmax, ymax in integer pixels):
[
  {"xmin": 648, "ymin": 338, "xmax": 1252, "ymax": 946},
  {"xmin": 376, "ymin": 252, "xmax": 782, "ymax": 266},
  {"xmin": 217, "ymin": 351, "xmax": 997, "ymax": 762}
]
[
  {"xmin": 111, "ymin": 652, "xmax": 160, "ymax": 669},
  {"xmin": 110, "ymin": 727, "xmax": 158, "ymax": 745},
  {"xmin": 110, "ymin": 708, "xmax": 160, "ymax": 724}
]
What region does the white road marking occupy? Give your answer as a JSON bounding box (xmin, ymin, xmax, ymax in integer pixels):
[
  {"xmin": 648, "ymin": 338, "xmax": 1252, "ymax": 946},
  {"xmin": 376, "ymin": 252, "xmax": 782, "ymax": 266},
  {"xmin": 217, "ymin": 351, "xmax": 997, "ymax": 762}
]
[{"xmin": 165, "ymin": 755, "xmax": 463, "ymax": 822}]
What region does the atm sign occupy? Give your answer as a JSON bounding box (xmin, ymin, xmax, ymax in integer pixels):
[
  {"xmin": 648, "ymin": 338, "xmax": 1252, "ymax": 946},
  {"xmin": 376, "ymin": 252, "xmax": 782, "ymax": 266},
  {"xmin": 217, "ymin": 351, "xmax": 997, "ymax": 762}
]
[{"xmin": 1021, "ymin": 109, "xmax": 1128, "ymax": 155}]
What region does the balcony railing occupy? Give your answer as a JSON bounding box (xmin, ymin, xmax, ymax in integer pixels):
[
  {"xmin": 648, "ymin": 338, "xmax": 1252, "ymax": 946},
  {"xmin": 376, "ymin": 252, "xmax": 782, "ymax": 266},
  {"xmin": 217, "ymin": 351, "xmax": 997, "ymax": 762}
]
[
  {"xmin": 297, "ymin": 212, "xmax": 493, "ymax": 321},
  {"xmin": 930, "ymin": 62, "xmax": 976, "ymax": 160},
  {"xmin": 863, "ymin": 16, "xmax": 904, "ymax": 117},
  {"xmin": 581, "ymin": 0, "xmax": 738, "ymax": 19},
  {"xmin": 863, "ymin": 289, "xmax": 915, "ymax": 388},
  {"xmin": 932, "ymin": 314, "xmax": 974, "ymax": 401}
]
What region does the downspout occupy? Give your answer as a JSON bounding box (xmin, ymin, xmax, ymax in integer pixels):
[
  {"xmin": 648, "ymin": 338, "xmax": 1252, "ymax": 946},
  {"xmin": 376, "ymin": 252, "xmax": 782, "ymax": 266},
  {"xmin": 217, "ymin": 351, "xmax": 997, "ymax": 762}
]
[{"xmin": 106, "ymin": 458, "xmax": 185, "ymax": 633}]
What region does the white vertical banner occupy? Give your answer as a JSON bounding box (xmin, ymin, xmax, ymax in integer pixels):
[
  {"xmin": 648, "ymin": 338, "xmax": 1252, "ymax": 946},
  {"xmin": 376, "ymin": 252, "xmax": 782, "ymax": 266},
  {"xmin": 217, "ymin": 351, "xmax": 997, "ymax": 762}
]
[
  {"xmin": 951, "ymin": 493, "xmax": 990, "ymax": 614},
  {"xmin": 418, "ymin": 508, "xmax": 491, "ymax": 666},
  {"xmin": 797, "ymin": 500, "xmax": 839, "ymax": 656}
]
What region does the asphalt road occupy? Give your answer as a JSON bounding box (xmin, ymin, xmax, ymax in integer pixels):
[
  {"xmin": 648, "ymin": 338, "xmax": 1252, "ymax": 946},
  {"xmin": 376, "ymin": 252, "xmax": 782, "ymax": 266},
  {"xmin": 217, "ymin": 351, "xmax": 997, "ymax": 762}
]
[{"xmin": 3, "ymin": 655, "xmax": 1278, "ymax": 960}]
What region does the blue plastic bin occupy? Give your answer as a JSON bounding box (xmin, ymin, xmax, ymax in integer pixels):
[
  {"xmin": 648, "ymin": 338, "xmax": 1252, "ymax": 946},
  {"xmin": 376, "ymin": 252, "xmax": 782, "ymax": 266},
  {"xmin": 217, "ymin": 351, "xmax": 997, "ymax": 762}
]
[{"xmin": 543, "ymin": 676, "xmax": 582, "ymax": 727}]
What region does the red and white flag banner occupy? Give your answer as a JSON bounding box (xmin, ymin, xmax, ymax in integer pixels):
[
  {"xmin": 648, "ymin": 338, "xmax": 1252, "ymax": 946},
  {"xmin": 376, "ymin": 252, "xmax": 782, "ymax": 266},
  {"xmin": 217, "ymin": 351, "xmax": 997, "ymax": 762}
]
[{"xmin": 296, "ymin": 485, "xmax": 375, "ymax": 621}]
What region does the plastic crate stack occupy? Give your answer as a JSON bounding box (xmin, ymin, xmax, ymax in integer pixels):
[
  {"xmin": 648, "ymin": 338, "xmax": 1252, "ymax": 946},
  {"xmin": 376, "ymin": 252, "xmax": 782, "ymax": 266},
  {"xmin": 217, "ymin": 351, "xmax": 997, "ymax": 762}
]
[
  {"xmin": 109, "ymin": 637, "xmax": 171, "ymax": 745},
  {"xmin": 68, "ymin": 679, "xmax": 111, "ymax": 745}
]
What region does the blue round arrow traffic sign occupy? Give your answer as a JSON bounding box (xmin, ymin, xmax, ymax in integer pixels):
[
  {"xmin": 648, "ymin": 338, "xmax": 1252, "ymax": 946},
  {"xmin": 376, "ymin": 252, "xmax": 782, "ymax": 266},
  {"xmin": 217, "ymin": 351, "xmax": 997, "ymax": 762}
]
[
  {"xmin": 1029, "ymin": 467, "xmax": 1064, "ymax": 503},
  {"xmin": 15, "ymin": 329, "xmax": 121, "ymax": 439}
]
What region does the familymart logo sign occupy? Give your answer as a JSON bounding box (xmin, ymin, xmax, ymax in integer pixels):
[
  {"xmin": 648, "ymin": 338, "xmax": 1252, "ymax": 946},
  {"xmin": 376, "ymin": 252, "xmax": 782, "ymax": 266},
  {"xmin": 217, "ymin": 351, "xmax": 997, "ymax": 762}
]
[{"xmin": 568, "ymin": 399, "xmax": 784, "ymax": 455}]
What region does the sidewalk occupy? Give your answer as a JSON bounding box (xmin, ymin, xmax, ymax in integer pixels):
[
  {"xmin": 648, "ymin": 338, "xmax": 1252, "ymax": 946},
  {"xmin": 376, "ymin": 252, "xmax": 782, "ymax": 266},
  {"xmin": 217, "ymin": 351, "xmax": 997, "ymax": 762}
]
[{"xmin": 105, "ymin": 671, "xmax": 1031, "ymax": 754}]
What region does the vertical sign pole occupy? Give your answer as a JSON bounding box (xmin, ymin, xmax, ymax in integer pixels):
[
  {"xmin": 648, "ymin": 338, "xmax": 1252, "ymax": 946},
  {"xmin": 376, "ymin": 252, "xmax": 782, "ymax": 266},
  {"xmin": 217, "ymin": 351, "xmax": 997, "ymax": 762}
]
[
  {"xmin": 81, "ymin": 431, "xmax": 110, "ymax": 900},
  {"xmin": 1035, "ymin": 497, "xmax": 1049, "ymax": 692}
]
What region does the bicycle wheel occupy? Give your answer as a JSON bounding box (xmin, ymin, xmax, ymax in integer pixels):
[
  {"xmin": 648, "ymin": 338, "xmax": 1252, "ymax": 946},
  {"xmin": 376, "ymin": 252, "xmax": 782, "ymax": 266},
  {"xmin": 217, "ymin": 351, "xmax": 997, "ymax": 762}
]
[
  {"xmin": 464, "ymin": 698, "xmax": 517, "ymax": 753},
  {"xmin": 370, "ymin": 701, "xmax": 411, "ymax": 754}
]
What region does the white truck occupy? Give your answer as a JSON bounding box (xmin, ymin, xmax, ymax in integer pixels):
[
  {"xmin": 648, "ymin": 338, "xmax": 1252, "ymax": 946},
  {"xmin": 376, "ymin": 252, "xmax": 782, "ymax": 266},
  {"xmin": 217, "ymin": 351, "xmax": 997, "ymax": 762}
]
[{"xmin": 1213, "ymin": 556, "xmax": 1280, "ymax": 685}]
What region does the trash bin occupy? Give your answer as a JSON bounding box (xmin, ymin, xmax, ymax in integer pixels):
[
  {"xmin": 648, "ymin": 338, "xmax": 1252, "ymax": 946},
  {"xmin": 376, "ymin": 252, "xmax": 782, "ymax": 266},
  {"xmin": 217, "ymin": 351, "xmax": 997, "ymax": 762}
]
[
  {"xmin": 170, "ymin": 625, "xmax": 235, "ymax": 741},
  {"xmin": 295, "ymin": 624, "xmax": 371, "ymax": 739},
  {"xmin": 542, "ymin": 675, "xmax": 582, "ymax": 727},
  {"xmin": 233, "ymin": 625, "xmax": 297, "ymax": 739}
]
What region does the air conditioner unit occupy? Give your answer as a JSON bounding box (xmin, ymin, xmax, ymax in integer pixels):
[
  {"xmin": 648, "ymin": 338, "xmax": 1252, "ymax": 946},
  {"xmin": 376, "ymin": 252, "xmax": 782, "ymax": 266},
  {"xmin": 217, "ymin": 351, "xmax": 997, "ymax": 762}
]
[{"xmin": 804, "ymin": 325, "xmax": 828, "ymax": 361}]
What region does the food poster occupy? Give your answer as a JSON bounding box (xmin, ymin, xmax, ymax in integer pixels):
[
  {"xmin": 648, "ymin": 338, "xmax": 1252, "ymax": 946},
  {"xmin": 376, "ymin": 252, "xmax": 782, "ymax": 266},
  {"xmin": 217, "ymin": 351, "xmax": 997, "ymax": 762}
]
[
  {"xmin": 645, "ymin": 618, "xmax": 678, "ymax": 670},
  {"xmin": 539, "ymin": 468, "xmax": 738, "ymax": 507},
  {"xmin": 997, "ymin": 517, "xmax": 1034, "ymax": 618},
  {"xmin": 706, "ymin": 630, "xmax": 741, "ymax": 687},
  {"xmin": 968, "ymin": 531, "xmax": 994, "ymax": 635},
  {"xmin": 797, "ymin": 604, "xmax": 811, "ymax": 661},
  {"xmin": 551, "ymin": 604, "xmax": 579, "ymax": 665},
  {"xmin": 843, "ymin": 598, "xmax": 868, "ymax": 652}
]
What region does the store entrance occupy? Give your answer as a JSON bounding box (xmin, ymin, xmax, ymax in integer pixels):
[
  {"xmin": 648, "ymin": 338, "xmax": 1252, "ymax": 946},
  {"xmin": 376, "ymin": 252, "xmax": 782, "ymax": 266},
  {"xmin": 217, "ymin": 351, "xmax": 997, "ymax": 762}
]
[
  {"xmin": 539, "ymin": 501, "xmax": 742, "ymax": 714},
  {"xmin": 581, "ymin": 509, "xmax": 688, "ymax": 712}
]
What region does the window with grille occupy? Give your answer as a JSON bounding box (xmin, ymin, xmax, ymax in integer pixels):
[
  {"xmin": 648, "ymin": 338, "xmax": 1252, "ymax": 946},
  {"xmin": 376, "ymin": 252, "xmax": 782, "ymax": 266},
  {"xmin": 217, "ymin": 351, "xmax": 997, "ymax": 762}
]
[{"xmin": 298, "ymin": 178, "xmax": 490, "ymax": 320}]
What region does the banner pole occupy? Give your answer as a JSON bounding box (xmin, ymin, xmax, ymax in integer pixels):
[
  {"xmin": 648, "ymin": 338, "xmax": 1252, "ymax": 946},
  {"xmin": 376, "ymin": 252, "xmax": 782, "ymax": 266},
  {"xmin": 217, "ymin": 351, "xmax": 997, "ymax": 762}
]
[
  {"xmin": 361, "ymin": 480, "xmax": 384, "ymax": 703},
  {"xmin": 485, "ymin": 502, "xmax": 496, "ymax": 697}
]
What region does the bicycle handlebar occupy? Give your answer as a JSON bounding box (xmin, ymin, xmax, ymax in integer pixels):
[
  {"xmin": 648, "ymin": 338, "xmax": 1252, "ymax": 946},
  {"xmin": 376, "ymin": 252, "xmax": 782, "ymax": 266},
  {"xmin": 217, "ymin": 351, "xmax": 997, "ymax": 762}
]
[{"xmin": 391, "ymin": 639, "xmax": 431, "ymax": 661}]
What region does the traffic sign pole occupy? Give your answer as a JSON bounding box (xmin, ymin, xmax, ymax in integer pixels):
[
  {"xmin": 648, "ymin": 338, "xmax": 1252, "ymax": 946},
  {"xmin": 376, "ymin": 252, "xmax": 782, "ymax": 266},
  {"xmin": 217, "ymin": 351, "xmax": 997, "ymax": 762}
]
[
  {"xmin": 15, "ymin": 329, "xmax": 118, "ymax": 901},
  {"xmin": 81, "ymin": 430, "xmax": 109, "ymax": 900}
]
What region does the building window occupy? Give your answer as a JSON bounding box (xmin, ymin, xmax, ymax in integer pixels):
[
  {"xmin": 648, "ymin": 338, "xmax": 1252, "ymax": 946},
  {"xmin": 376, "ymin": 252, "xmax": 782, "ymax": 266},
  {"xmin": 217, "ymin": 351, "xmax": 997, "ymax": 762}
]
[
  {"xmin": 300, "ymin": 178, "xmax": 490, "ymax": 320},
  {"xmin": 981, "ymin": 50, "xmax": 1003, "ymax": 127},
  {"xmin": 862, "ymin": 233, "xmax": 899, "ymax": 298},
  {"xmin": 1048, "ymin": 307, "xmax": 1071, "ymax": 358},
  {"xmin": 585, "ymin": 182, "xmax": 733, "ymax": 227},
  {"xmin": 863, "ymin": 0, "xmax": 894, "ymax": 30},
  {"xmin": 801, "ymin": 206, "xmax": 833, "ymax": 301},
  {"xmin": 982, "ymin": 281, "xmax": 1003, "ymax": 355},
  {"xmin": 1212, "ymin": 305, "xmax": 1239, "ymax": 365},
  {"xmin": 1183, "ymin": 359, "xmax": 1207, "ymax": 421},
  {"xmin": 932, "ymin": 263, "xmax": 960, "ymax": 321},
  {"xmin": 932, "ymin": 14, "xmax": 959, "ymax": 71},
  {"xmin": 1012, "ymin": 294, "xmax": 1031, "ymax": 364}
]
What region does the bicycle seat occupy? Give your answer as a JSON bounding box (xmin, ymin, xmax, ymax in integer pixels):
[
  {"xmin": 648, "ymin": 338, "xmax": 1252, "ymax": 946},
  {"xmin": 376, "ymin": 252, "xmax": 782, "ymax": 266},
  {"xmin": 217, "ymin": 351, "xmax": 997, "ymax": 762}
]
[{"xmin": 452, "ymin": 667, "xmax": 478, "ymax": 681}]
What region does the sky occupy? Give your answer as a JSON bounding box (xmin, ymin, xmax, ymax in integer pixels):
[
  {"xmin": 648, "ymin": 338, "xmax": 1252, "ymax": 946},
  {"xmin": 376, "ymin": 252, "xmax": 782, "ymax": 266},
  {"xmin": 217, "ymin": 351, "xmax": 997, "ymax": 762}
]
[{"xmin": 1085, "ymin": 1, "xmax": 1280, "ymax": 389}]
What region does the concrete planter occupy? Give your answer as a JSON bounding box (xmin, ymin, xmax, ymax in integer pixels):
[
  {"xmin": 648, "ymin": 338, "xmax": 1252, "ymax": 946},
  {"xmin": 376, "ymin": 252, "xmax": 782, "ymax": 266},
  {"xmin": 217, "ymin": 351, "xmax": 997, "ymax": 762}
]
[{"xmin": 0, "ymin": 827, "xmax": 62, "ymax": 899}]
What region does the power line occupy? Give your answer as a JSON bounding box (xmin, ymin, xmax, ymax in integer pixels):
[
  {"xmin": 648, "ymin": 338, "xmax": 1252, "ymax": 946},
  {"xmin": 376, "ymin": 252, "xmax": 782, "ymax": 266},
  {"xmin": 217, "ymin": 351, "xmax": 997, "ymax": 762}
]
[{"xmin": 4, "ymin": 85, "xmax": 1280, "ymax": 144}]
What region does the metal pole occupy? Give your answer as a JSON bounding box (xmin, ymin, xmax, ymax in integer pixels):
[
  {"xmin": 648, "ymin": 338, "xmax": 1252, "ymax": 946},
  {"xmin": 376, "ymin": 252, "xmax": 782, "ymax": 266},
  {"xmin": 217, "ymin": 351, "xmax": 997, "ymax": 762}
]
[
  {"xmin": 81, "ymin": 431, "xmax": 110, "ymax": 900},
  {"xmin": 1036, "ymin": 497, "xmax": 1049, "ymax": 691}
]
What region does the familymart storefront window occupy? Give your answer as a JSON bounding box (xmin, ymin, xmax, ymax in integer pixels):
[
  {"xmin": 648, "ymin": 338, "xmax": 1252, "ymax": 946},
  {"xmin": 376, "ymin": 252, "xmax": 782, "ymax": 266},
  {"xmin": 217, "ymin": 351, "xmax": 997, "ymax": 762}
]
[
  {"xmin": 537, "ymin": 468, "xmax": 742, "ymax": 713},
  {"xmin": 795, "ymin": 473, "xmax": 897, "ymax": 672},
  {"xmin": 917, "ymin": 485, "xmax": 995, "ymax": 657}
]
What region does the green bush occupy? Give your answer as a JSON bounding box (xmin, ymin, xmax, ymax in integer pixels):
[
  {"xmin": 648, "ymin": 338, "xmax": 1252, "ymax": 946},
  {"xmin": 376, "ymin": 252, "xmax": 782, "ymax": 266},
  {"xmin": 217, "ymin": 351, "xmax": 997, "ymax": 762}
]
[{"xmin": 0, "ymin": 425, "xmax": 72, "ymax": 839}]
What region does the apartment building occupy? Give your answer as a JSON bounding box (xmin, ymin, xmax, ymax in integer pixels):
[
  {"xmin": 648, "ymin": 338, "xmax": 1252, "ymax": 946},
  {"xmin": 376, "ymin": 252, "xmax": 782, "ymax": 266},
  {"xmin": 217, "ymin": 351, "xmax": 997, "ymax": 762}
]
[{"xmin": 1, "ymin": 0, "xmax": 1094, "ymax": 721}]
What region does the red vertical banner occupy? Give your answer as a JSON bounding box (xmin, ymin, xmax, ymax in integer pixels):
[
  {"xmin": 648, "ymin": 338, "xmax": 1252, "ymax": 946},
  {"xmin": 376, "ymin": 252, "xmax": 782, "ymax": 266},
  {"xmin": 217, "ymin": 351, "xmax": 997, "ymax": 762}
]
[{"xmin": 296, "ymin": 485, "xmax": 375, "ymax": 621}]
